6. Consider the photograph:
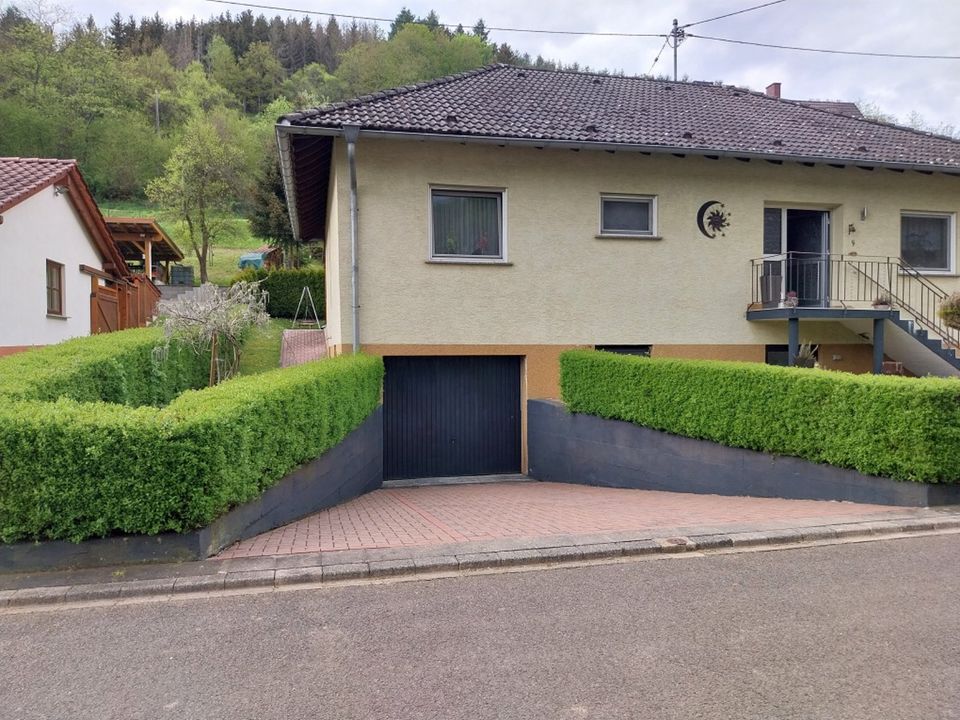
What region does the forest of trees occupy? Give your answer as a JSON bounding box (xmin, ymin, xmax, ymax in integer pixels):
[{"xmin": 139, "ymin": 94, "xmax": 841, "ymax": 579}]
[
  {"xmin": 0, "ymin": 3, "xmax": 577, "ymax": 275},
  {"xmin": 0, "ymin": 3, "xmax": 568, "ymax": 199}
]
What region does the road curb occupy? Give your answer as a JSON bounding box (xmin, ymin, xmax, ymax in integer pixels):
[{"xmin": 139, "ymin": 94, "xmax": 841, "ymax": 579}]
[{"xmin": 3, "ymin": 516, "xmax": 959, "ymax": 610}]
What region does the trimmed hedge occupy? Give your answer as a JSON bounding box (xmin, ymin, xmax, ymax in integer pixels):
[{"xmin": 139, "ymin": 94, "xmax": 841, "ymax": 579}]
[
  {"xmin": 0, "ymin": 341, "xmax": 383, "ymax": 542},
  {"xmin": 560, "ymin": 350, "xmax": 960, "ymax": 484},
  {"xmin": 0, "ymin": 327, "xmax": 208, "ymax": 406},
  {"xmin": 232, "ymin": 267, "xmax": 325, "ymax": 319}
]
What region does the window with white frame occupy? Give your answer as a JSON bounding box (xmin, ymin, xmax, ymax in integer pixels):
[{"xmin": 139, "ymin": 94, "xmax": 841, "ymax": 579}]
[
  {"xmin": 600, "ymin": 195, "xmax": 657, "ymax": 236},
  {"xmin": 901, "ymin": 212, "xmax": 955, "ymax": 273},
  {"xmin": 430, "ymin": 189, "xmax": 504, "ymax": 260}
]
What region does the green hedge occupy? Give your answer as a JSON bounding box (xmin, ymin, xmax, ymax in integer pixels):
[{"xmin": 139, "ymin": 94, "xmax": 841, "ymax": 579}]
[
  {"xmin": 0, "ymin": 341, "xmax": 382, "ymax": 542},
  {"xmin": 232, "ymin": 267, "xmax": 325, "ymax": 319},
  {"xmin": 560, "ymin": 350, "xmax": 960, "ymax": 484},
  {"xmin": 0, "ymin": 327, "xmax": 208, "ymax": 406}
]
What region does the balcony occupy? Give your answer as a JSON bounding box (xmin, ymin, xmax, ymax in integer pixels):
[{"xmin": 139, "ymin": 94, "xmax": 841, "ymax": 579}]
[{"xmin": 748, "ymin": 252, "xmax": 960, "ymax": 376}]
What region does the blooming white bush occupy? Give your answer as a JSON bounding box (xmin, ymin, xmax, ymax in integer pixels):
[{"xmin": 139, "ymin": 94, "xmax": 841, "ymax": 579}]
[{"xmin": 155, "ymin": 282, "xmax": 269, "ymax": 384}]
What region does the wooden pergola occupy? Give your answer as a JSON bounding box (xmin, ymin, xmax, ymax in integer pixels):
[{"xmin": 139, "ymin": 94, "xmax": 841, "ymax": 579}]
[{"xmin": 105, "ymin": 217, "xmax": 185, "ymax": 284}]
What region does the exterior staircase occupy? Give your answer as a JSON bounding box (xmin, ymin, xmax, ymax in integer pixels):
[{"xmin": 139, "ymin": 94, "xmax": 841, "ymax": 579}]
[
  {"xmin": 750, "ymin": 252, "xmax": 960, "ymax": 377},
  {"xmin": 841, "ymin": 311, "xmax": 960, "ymax": 377}
]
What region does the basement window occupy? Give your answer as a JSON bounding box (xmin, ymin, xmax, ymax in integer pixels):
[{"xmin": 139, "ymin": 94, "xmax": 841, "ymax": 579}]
[
  {"xmin": 901, "ymin": 212, "xmax": 955, "ymax": 273},
  {"xmin": 430, "ymin": 188, "xmax": 505, "ymax": 261},
  {"xmin": 595, "ymin": 345, "xmax": 652, "ymax": 356},
  {"xmin": 599, "ymin": 195, "xmax": 657, "ymax": 237}
]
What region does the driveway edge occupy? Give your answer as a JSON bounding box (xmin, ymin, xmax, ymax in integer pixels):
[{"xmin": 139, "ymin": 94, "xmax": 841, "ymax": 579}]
[{"xmin": 4, "ymin": 515, "xmax": 959, "ymax": 610}]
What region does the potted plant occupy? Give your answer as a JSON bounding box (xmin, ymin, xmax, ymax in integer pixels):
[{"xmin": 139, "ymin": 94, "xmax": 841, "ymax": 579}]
[
  {"xmin": 939, "ymin": 292, "xmax": 960, "ymax": 330},
  {"xmin": 872, "ymin": 294, "xmax": 892, "ymax": 310},
  {"xmin": 794, "ymin": 341, "xmax": 819, "ymax": 369},
  {"xmin": 783, "ymin": 290, "xmax": 799, "ymax": 308}
]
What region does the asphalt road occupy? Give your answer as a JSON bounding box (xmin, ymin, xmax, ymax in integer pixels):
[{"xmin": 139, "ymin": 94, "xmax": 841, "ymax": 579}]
[{"xmin": 2, "ymin": 536, "xmax": 959, "ymax": 720}]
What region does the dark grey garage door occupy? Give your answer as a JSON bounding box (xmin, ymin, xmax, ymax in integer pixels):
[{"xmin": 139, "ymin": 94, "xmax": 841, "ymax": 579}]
[{"xmin": 383, "ymin": 356, "xmax": 522, "ymax": 480}]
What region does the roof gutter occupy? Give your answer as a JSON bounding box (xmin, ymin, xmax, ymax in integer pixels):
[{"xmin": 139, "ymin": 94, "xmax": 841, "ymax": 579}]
[
  {"xmin": 278, "ymin": 123, "xmax": 960, "ymax": 176},
  {"xmin": 275, "ymin": 120, "xmax": 303, "ymax": 242}
]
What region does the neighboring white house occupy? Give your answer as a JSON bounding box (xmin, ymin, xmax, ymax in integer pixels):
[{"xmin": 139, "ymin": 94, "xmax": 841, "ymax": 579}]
[{"xmin": 0, "ymin": 157, "xmax": 130, "ymax": 356}]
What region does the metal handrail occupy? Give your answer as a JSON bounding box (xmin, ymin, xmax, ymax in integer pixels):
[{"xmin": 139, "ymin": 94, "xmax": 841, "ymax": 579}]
[{"xmin": 749, "ymin": 251, "xmax": 959, "ymax": 348}]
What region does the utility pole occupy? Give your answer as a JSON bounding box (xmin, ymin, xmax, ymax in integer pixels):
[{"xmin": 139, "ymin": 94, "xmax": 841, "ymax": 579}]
[{"xmin": 670, "ymin": 18, "xmax": 686, "ymax": 81}]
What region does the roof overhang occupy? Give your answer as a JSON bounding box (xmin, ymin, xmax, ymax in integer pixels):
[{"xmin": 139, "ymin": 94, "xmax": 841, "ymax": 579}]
[
  {"xmin": 278, "ymin": 122, "xmax": 960, "ymax": 175},
  {"xmin": 62, "ymin": 168, "xmax": 130, "ymax": 278},
  {"xmin": 276, "ymin": 121, "xmax": 960, "ymax": 245},
  {"xmin": 106, "ymin": 218, "xmax": 184, "ymax": 263}
]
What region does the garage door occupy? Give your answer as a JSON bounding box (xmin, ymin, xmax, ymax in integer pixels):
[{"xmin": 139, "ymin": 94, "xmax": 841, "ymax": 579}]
[{"xmin": 383, "ymin": 356, "xmax": 522, "ymax": 480}]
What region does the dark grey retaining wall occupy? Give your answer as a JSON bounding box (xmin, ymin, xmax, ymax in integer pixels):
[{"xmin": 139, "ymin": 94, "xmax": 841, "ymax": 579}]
[
  {"xmin": 527, "ymin": 400, "xmax": 960, "ymax": 507},
  {"xmin": 0, "ymin": 406, "xmax": 383, "ymax": 574}
]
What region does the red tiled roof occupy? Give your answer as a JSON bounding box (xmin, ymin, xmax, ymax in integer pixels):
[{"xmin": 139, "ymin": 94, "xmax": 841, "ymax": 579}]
[
  {"xmin": 797, "ymin": 100, "xmax": 864, "ymax": 119},
  {"xmin": 0, "ymin": 157, "xmax": 76, "ymax": 214},
  {"xmin": 0, "ymin": 157, "xmax": 129, "ymax": 277},
  {"xmin": 283, "ymin": 64, "xmax": 960, "ymax": 171}
]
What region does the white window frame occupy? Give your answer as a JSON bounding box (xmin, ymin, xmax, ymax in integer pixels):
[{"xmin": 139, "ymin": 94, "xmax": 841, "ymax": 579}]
[
  {"xmin": 598, "ymin": 194, "xmax": 658, "ymax": 238},
  {"xmin": 900, "ymin": 211, "xmax": 956, "ymax": 275},
  {"xmin": 427, "ymin": 186, "xmax": 507, "ymax": 263}
]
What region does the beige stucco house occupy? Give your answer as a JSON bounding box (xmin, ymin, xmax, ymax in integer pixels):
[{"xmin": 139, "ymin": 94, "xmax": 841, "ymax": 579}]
[{"xmin": 277, "ymin": 65, "xmax": 960, "ymax": 479}]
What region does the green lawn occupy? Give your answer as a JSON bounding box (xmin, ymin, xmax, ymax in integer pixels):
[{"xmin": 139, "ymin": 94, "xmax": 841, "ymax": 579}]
[
  {"xmin": 238, "ymin": 318, "xmax": 289, "ymax": 375},
  {"xmin": 99, "ymin": 199, "xmax": 267, "ymax": 286}
]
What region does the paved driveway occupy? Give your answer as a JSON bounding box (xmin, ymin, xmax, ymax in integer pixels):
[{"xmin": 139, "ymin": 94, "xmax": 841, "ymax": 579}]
[{"xmin": 217, "ymin": 480, "xmax": 897, "ymax": 559}]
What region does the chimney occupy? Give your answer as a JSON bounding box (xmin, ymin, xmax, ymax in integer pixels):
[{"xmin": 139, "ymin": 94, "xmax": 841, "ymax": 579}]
[{"xmin": 765, "ymin": 82, "xmax": 781, "ymax": 99}]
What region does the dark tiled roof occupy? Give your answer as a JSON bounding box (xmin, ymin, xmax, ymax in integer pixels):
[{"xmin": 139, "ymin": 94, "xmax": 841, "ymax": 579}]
[
  {"xmin": 283, "ymin": 65, "xmax": 960, "ymax": 170},
  {"xmin": 0, "ymin": 157, "xmax": 75, "ymax": 214},
  {"xmin": 798, "ymin": 100, "xmax": 864, "ymax": 119}
]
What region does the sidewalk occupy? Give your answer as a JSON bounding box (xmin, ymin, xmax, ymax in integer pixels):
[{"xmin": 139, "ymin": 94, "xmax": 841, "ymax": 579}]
[{"xmin": 2, "ymin": 482, "xmax": 959, "ymax": 609}]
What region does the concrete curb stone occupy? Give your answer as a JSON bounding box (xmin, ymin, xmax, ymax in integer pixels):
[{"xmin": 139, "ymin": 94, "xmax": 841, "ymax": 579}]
[
  {"xmin": 223, "ymin": 570, "xmax": 276, "ymax": 590},
  {"xmin": 412, "ymin": 556, "xmax": 460, "ymax": 573},
  {"xmin": 8, "ymin": 585, "xmax": 70, "ymax": 607},
  {"xmin": 321, "ymin": 563, "xmax": 368, "ymax": 582},
  {"xmin": 368, "ymin": 559, "xmax": 417, "ymax": 578},
  {"xmin": 274, "ymin": 567, "xmax": 324, "ymax": 587},
  {"xmin": 727, "ymin": 531, "xmax": 776, "ymax": 547},
  {"xmin": 456, "ymin": 553, "xmax": 500, "ymax": 570},
  {"xmin": 63, "ymin": 584, "xmax": 122, "ymax": 603},
  {"xmin": 172, "ymin": 575, "xmax": 225, "ymax": 594},
  {"xmin": 496, "ymin": 549, "xmax": 549, "ymax": 567},
  {"xmin": 118, "ymin": 578, "xmax": 176, "ymax": 598},
  {"xmin": 4, "ymin": 515, "xmax": 960, "ymax": 609}
]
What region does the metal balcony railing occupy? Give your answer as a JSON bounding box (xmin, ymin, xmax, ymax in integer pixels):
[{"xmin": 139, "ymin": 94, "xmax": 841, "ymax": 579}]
[{"xmin": 750, "ymin": 252, "xmax": 959, "ymax": 348}]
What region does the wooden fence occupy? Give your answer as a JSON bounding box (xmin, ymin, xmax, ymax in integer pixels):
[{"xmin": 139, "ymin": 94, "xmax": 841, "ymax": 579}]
[{"xmin": 86, "ymin": 267, "xmax": 161, "ymax": 335}]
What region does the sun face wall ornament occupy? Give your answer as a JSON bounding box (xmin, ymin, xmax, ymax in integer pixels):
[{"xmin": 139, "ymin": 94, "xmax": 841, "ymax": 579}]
[{"xmin": 696, "ymin": 200, "xmax": 731, "ymax": 238}]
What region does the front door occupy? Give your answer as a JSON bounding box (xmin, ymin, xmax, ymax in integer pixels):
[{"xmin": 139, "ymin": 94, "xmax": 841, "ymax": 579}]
[
  {"xmin": 762, "ymin": 208, "xmax": 830, "ymax": 307},
  {"xmin": 786, "ymin": 209, "xmax": 830, "ymax": 307}
]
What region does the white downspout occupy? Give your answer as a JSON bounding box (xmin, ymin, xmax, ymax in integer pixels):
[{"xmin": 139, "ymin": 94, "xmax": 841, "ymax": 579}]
[{"xmin": 344, "ymin": 124, "xmax": 360, "ymax": 354}]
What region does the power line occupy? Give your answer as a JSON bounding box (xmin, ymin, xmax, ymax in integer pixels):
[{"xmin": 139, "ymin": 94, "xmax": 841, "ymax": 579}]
[
  {"xmin": 688, "ymin": 33, "xmax": 960, "ymax": 59},
  {"xmin": 204, "ymin": 0, "xmax": 667, "ymax": 38},
  {"xmin": 681, "ymin": 0, "xmax": 788, "ymax": 29},
  {"xmin": 647, "ymin": 35, "xmax": 670, "ymax": 75}
]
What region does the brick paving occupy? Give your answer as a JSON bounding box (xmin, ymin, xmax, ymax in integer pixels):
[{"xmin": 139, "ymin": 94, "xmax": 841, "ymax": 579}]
[
  {"xmin": 280, "ymin": 329, "xmax": 326, "ymax": 368},
  {"xmin": 216, "ymin": 481, "xmax": 897, "ymax": 559}
]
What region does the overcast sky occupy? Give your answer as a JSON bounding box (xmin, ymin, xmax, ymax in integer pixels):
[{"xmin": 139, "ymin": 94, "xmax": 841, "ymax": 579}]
[{"xmin": 41, "ymin": 0, "xmax": 960, "ymax": 129}]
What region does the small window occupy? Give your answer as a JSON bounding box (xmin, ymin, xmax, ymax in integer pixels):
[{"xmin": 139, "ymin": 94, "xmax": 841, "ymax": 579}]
[
  {"xmin": 46, "ymin": 260, "xmax": 64, "ymax": 316},
  {"xmin": 901, "ymin": 212, "xmax": 954, "ymax": 272},
  {"xmin": 600, "ymin": 195, "xmax": 656, "ymax": 236},
  {"xmin": 431, "ymin": 189, "xmax": 503, "ymax": 259},
  {"xmin": 595, "ymin": 345, "xmax": 651, "ymax": 356},
  {"xmin": 765, "ymin": 344, "xmax": 789, "ymax": 367}
]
